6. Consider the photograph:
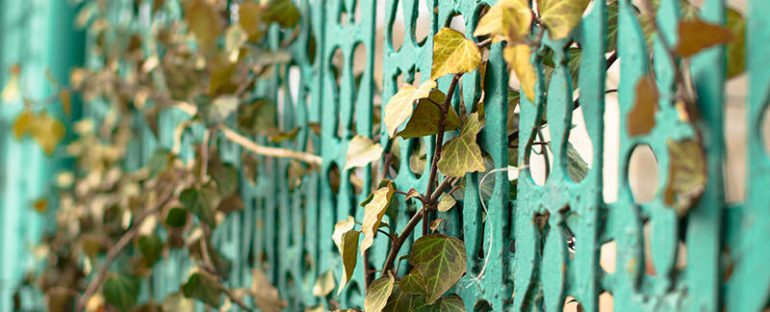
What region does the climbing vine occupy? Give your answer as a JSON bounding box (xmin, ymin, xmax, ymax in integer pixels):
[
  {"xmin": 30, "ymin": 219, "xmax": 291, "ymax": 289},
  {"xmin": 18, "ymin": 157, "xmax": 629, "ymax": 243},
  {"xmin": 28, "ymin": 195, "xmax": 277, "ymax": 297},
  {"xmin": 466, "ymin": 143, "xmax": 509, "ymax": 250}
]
[{"xmin": 1, "ymin": 0, "xmax": 746, "ymax": 311}]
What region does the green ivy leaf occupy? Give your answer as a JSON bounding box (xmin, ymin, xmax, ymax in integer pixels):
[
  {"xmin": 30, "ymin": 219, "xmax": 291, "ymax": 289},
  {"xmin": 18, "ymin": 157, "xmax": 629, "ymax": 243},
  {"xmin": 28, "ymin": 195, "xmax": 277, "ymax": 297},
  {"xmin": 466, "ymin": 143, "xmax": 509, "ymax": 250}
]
[
  {"xmin": 361, "ymin": 182, "xmax": 395, "ymax": 255},
  {"xmin": 420, "ymin": 295, "xmax": 465, "ymax": 312},
  {"xmin": 364, "ymin": 272, "xmax": 395, "ymax": 312},
  {"xmin": 217, "ymin": 194, "xmax": 245, "ymax": 214},
  {"xmin": 211, "ymin": 162, "xmax": 239, "ymax": 197},
  {"xmin": 137, "ymin": 234, "xmax": 163, "ymax": 266},
  {"xmin": 182, "ymin": 272, "xmax": 222, "ymax": 308},
  {"xmin": 183, "ymin": 0, "xmax": 222, "ymax": 50},
  {"xmin": 147, "ymin": 149, "xmax": 173, "ymax": 177},
  {"xmin": 437, "ymin": 112, "xmax": 486, "ymax": 177},
  {"xmin": 397, "ymin": 101, "xmax": 461, "ymax": 139},
  {"xmin": 408, "ymin": 235, "xmax": 467, "ymax": 304},
  {"xmin": 180, "ymin": 184, "xmax": 221, "ymax": 227},
  {"xmin": 431, "ymin": 28, "xmax": 482, "ymax": 80},
  {"xmin": 103, "ymin": 273, "xmax": 140, "ymax": 312},
  {"xmin": 345, "ymin": 135, "xmax": 384, "ymax": 170},
  {"xmin": 383, "ymin": 284, "xmax": 427, "ymax": 312},
  {"xmin": 161, "ymin": 293, "xmax": 194, "ymax": 312},
  {"xmin": 237, "ymin": 98, "xmax": 277, "ymax": 135},
  {"xmin": 165, "ymin": 207, "xmax": 188, "ymax": 228}
]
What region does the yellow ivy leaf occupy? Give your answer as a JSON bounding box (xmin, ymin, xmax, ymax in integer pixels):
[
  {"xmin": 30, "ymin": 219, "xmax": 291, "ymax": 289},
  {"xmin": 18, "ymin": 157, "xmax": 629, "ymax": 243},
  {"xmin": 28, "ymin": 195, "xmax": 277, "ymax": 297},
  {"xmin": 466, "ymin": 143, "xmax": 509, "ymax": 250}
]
[
  {"xmin": 313, "ymin": 270, "xmax": 336, "ymax": 297},
  {"xmin": 15, "ymin": 111, "xmax": 66, "ymax": 156},
  {"xmin": 183, "ymin": 0, "xmax": 222, "ymax": 50},
  {"xmin": 332, "ymin": 216, "xmax": 355, "ymax": 250},
  {"xmin": 627, "ymin": 75, "xmax": 658, "ymax": 136},
  {"xmin": 12, "ymin": 109, "xmax": 34, "ymax": 139},
  {"xmin": 2, "ymin": 65, "xmax": 21, "ymax": 102},
  {"xmin": 538, "ymin": 0, "xmax": 591, "ymax": 40},
  {"xmin": 361, "ymin": 182, "xmax": 395, "ymax": 255},
  {"xmin": 60, "ymin": 90, "xmax": 72, "ymax": 116},
  {"xmin": 364, "ymin": 272, "xmax": 395, "ymax": 312},
  {"xmin": 437, "ymin": 194, "xmax": 456, "ymax": 212},
  {"xmin": 345, "ymin": 135, "xmax": 384, "ymax": 170},
  {"xmin": 33, "ymin": 198, "xmax": 48, "ymax": 213},
  {"xmin": 664, "ymin": 138, "xmax": 707, "ymax": 216},
  {"xmin": 504, "ymin": 44, "xmax": 536, "ymax": 102},
  {"xmin": 431, "ymin": 28, "xmax": 482, "ymax": 80},
  {"xmin": 383, "ymin": 80, "xmax": 444, "ymax": 137},
  {"xmin": 337, "ymin": 230, "xmax": 360, "ymax": 295},
  {"xmin": 239, "ymin": 1, "xmax": 265, "ymax": 42},
  {"xmin": 437, "ymin": 112, "xmax": 486, "ymax": 177},
  {"xmin": 473, "ymin": 0, "xmax": 532, "ymax": 42},
  {"xmin": 397, "ymin": 101, "xmax": 461, "ymax": 139},
  {"xmin": 675, "ymin": 17, "xmax": 733, "ymax": 58}
]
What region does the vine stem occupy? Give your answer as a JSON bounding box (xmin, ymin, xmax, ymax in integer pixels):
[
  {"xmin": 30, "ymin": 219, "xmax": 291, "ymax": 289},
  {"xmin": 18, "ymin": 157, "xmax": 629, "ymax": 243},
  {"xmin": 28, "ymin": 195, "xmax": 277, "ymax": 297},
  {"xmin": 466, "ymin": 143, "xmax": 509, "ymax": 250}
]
[
  {"xmin": 76, "ymin": 184, "xmax": 176, "ymax": 312},
  {"xmin": 219, "ymin": 126, "xmax": 322, "ymax": 165}
]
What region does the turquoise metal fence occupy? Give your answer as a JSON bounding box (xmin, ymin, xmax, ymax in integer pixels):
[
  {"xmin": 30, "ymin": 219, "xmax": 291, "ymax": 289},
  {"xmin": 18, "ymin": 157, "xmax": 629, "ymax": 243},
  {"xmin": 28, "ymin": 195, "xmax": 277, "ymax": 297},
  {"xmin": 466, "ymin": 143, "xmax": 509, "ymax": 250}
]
[{"xmin": 2, "ymin": 0, "xmax": 770, "ymax": 311}]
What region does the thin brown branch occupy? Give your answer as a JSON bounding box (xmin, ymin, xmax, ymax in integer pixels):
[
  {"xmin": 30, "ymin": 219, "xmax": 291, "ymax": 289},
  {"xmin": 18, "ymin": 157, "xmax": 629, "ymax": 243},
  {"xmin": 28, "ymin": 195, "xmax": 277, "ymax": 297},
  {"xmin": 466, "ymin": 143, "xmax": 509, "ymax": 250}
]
[
  {"xmin": 219, "ymin": 126, "xmax": 322, "ymax": 165},
  {"xmin": 76, "ymin": 185, "xmax": 176, "ymax": 312}
]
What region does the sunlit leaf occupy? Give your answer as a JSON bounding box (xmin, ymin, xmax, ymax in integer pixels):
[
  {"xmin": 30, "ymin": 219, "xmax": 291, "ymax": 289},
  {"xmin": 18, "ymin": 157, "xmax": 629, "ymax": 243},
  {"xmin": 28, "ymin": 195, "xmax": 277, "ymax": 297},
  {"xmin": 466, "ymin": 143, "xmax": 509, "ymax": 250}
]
[
  {"xmin": 437, "ymin": 194, "xmax": 456, "ymax": 212},
  {"xmin": 663, "ymin": 138, "xmax": 707, "ymax": 216},
  {"xmin": 313, "ymin": 270, "xmax": 336, "ymax": 297},
  {"xmin": 361, "ymin": 182, "xmax": 395, "ymax": 255},
  {"xmin": 15, "ymin": 110, "xmax": 67, "ymax": 155},
  {"xmin": 627, "ymin": 75, "xmax": 658, "ymax": 136},
  {"xmin": 182, "ymin": 271, "xmax": 222, "ymax": 308},
  {"xmin": 2, "ymin": 64, "xmax": 20, "ymax": 102},
  {"xmin": 103, "ymin": 273, "xmax": 140, "ymax": 312},
  {"xmin": 161, "ymin": 293, "xmax": 194, "ymax": 312},
  {"xmin": 382, "ymin": 285, "xmax": 427, "ymax": 312},
  {"xmin": 345, "ymin": 135, "xmax": 384, "ymax": 170},
  {"xmin": 437, "ymin": 112, "xmax": 486, "ymax": 177},
  {"xmin": 725, "ymin": 8, "xmax": 746, "ymax": 78},
  {"xmin": 473, "ymin": 0, "xmax": 532, "ymax": 42},
  {"xmin": 364, "ymin": 272, "xmax": 395, "ymax": 312},
  {"xmin": 431, "ymin": 28, "xmax": 482, "ymax": 80},
  {"xmin": 384, "ymin": 80, "xmax": 444, "ymax": 137},
  {"xmin": 399, "ymin": 271, "xmax": 426, "ymax": 295},
  {"xmin": 332, "ymin": 216, "xmax": 355, "ymax": 251},
  {"xmin": 239, "ymin": 1, "xmax": 264, "ymax": 42},
  {"xmin": 675, "ymin": 17, "xmax": 733, "ymax": 58},
  {"xmin": 538, "ymin": 0, "xmax": 591, "ymax": 40},
  {"xmin": 203, "ymin": 95, "xmax": 239, "ymax": 125},
  {"xmin": 251, "ymin": 269, "xmax": 287, "ymax": 312},
  {"xmin": 337, "ymin": 230, "xmax": 360, "ymax": 295},
  {"xmin": 408, "ymin": 234, "xmax": 467, "ymax": 304},
  {"xmin": 504, "ymin": 44, "xmax": 537, "ymax": 102}
]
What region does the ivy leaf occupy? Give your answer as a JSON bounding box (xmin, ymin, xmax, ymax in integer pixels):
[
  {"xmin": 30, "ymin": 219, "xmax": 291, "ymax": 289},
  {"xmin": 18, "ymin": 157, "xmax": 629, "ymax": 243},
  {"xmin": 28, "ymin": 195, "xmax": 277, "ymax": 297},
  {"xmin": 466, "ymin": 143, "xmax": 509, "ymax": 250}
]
[
  {"xmin": 437, "ymin": 194, "xmax": 457, "ymax": 212},
  {"xmin": 473, "ymin": 0, "xmax": 532, "ymax": 42},
  {"xmin": 217, "ymin": 194, "xmax": 245, "ymax": 214},
  {"xmin": 397, "ymin": 101, "xmax": 462, "ymax": 139},
  {"xmin": 239, "ymin": 1, "xmax": 264, "ymax": 42},
  {"xmin": 627, "ymin": 75, "xmax": 658, "ymax": 136},
  {"xmin": 361, "ymin": 182, "xmax": 395, "ymax": 255},
  {"xmin": 211, "ymin": 162, "xmax": 239, "ymax": 197},
  {"xmin": 268, "ymin": 127, "xmax": 300, "ymax": 143},
  {"xmin": 726, "ymin": 8, "xmax": 746, "ymax": 78},
  {"xmin": 408, "ymin": 235, "xmax": 467, "ymax": 304},
  {"xmin": 251, "ymin": 269, "xmax": 287, "ymax": 312},
  {"xmin": 504, "ymin": 44, "xmax": 537, "ymax": 102},
  {"xmin": 312, "ymin": 270, "xmax": 336, "ymax": 297},
  {"xmin": 337, "ymin": 230, "xmax": 360, "ymax": 295},
  {"xmin": 383, "ymin": 285, "xmax": 427, "ymax": 312},
  {"xmin": 137, "ymin": 234, "xmax": 163, "ymax": 266},
  {"xmin": 182, "ymin": 272, "xmax": 222, "ymax": 308},
  {"xmin": 663, "ymin": 138, "xmax": 707, "ymax": 216},
  {"xmin": 161, "ymin": 293, "xmax": 194, "ymax": 312},
  {"xmin": 180, "ymin": 184, "xmax": 221, "ymax": 227},
  {"xmin": 384, "ymin": 80, "xmax": 445, "ymax": 137},
  {"xmin": 364, "ymin": 272, "xmax": 395, "ymax": 312},
  {"xmin": 566, "ymin": 143, "xmax": 589, "ymax": 182},
  {"xmin": 421, "ymin": 295, "xmax": 465, "ymax": 312},
  {"xmin": 165, "ymin": 207, "xmax": 188, "ymax": 228},
  {"xmin": 237, "ymin": 98, "xmax": 277, "ymax": 135},
  {"xmin": 607, "ymin": 0, "xmax": 619, "ymax": 53},
  {"xmin": 102, "ymin": 273, "xmax": 140, "ymax": 312},
  {"xmin": 431, "ymin": 28, "xmax": 482, "ymax": 80},
  {"xmin": 399, "ymin": 271, "xmax": 426, "ymax": 295},
  {"xmin": 14, "ymin": 110, "xmax": 66, "ymax": 155},
  {"xmin": 264, "ymin": 0, "xmax": 301, "ymax": 28},
  {"xmin": 183, "ymin": 0, "xmax": 222, "ymax": 50},
  {"xmin": 538, "ymin": 0, "xmax": 591, "ymax": 40},
  {"xmin": 345, "ymin": 135, "xmax": 384, "ymax": 170},
  {"xmin": 202, "ymin": 95, "xmax": 239, "ymax": 125},
  {"xmin": 332, "ymin": 216, "xmax": 355, "ymax": 250},
  {"xmin": 437, "ymin": 112, "xmax": 486, "ymax": 178},
  {"xmin": 675, "ymin": 17, "xmax": 733, "ymax": 58}
]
